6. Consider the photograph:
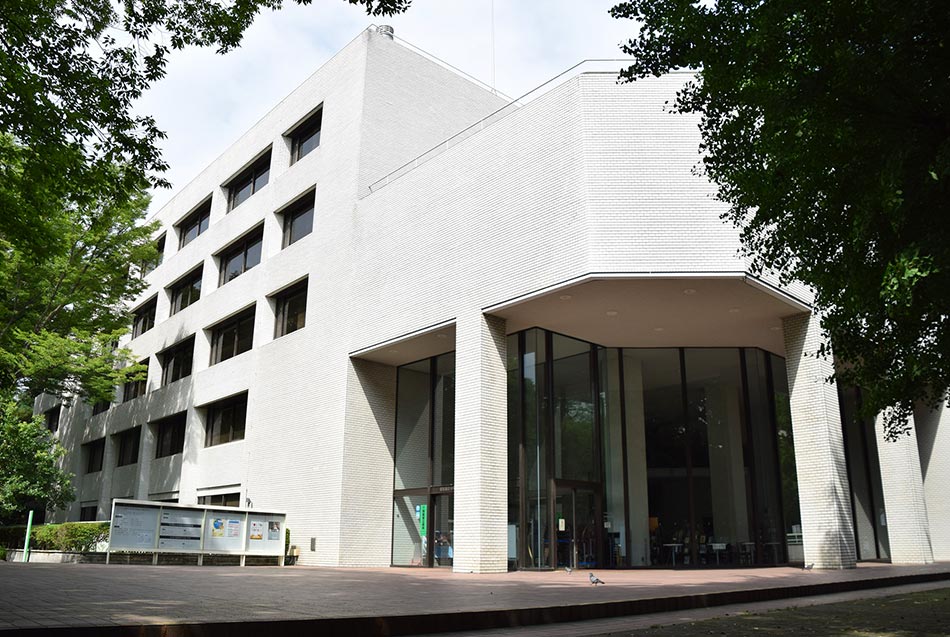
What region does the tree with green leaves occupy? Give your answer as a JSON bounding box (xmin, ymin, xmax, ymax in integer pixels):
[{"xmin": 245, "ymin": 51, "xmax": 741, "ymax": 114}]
[
  {"xmin": 610, "ymin": 0, "xmax": 950, "ymax": 438},
  {"xmin": 0, "ymin": 134, "xmax": 155, "ymax": 405},
  {"xmin": 0, "ymin": 400, "xmax": 74, "ymax": 524}
]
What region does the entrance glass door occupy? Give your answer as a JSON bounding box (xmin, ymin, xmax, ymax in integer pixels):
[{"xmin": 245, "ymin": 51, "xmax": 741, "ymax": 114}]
[{"xmin": 553, "ymin": 486, "xmax": 600, "ymax": 569}]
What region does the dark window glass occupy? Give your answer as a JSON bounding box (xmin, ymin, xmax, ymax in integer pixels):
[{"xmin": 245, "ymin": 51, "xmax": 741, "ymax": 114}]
[
  {"xmin": 210, "ymin": 307, "xmax": 256, "ymax": 364},
  {"xmin": 282, "ymin": 192, "xmax": 315, "ymax": 247},
  {"xmin": 275, "ymin": 281, "xmax": 307, "ymax": 338},
  {"xmin": 218, "ymin": 227, "xmax": 263, "ymax": 285},
  {"xmin": 290, "ymin": 107, "xmax": 322, "ymax": 164},
  {"xmin": 116, "ymin": 426, "xmax": 141, "ymax": 466},
  {"xmin": 160, "ymin": 336, "xmax": 195, "ymax": 385},
  {"xmin": 131, "ymin": 297, "xmax": 157, "ymax": 338},
  {"xmin": 198, "ymin": 493, "xmax": 241, "ymax": 507},
  {"xmin": 84, "ymin": 438, "xmax": 105, "ymax": 474},
  {"xmin": 394, "ymin": 359, "xmax": 431, "ymax": 490},
  {"xmin": 44, "ymin": 406, "xmax": 60, "ymax": 433},
  {"xmin": 80, "ymin": 506, "xmax": 97, "ymax": 521},
  {"xmin": 205, "ymin": 393, "xmax": 247, "ymax": 447},
  {"xmin": 122, "ymin": 360, "xmax": 148, "ymax": 402},
  {"xmin": 169, "ymin": 268, "xmax": 202, "ymax": 315},
  {"xmin": 177, "ymin": 200, "xmax": 211, "ymax": 248},
  {"xmin": 142, "ymin": 235, "xmax": 166, "ymax": 275},
  {"xmin": 227, "ymin": 152, "xmax": 271, "ymax": 211},
  {"xmin": 154, "ymin": 412, "xmax": 187, "ymax": 458},
  {"xmin": 92, "ymin": 400, "xmax": 110, "ymax": 416}
]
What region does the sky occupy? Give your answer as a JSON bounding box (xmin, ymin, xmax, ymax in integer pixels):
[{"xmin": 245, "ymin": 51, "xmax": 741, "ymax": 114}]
[{"xmin": 137, "ymin": 0, "xmax": 637, "ymax": 213}]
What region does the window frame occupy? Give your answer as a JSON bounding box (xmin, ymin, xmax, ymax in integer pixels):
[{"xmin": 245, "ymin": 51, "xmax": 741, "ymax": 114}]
[
  {"xmin": 198, "ymin": 493, "xmax": 241, "ymax": 507},
  {"xmin": 84, "ymin": 438, "xmax": 105, "ymax": 474},
  {"xmin": 131, "ymin": 297, "xmax": 157, "ymax": 338},
  {"xmin": 142, "ymin": 234, "xmax": 166, "ymax": 276},
  {"xmin": 176, "ymin": 199, "xmax": 212, "ymax": 249},
  {"xmin": 116, "ymin": 426, "xmax": 141, "ymax": 467},
  {"xmin": 289, "ymin": 106, "xmax": 323, "ymax": 164},
  {"xmin": 217, "ymin": 226, "xmax": 263, "ymax": 286},
  {"xmin": 226, "ymin": 151, "xmax": 271, "ymax": 211},
  {"xmin": 281, "ymin": 189, "xmax": 315, "ymax": 248},
  {"xmin": 204, "ymin": 393, "xmax": 248, "ymax": 448},
  {"xmin": 274, "ymin": 279, "xmax": 308, "ymax": 338},
  {"xmin": 122, "ymin": 360, "xmax": 148, "ymax": 402},
  {"xmin": 169, "ymin": 266, "xmax": 203, "ymax": 315},
  {"xmin": 44, "ymin": 406, "xmax": 60, "ymax": 433},
  {"xmin": 159, "ymin": 336, "xmax": 195, "ymax": 386},
  {"xmin": 154, "ymin": 412, "xmax": 187, "ymax": 459},
  {"xmin": 209, "ymin": 306, "xmax": 256, "ymax": 365}
]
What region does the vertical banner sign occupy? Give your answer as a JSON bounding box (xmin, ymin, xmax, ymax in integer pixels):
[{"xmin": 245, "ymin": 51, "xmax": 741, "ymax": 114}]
[{"xmin": 419, "ymin": 504, "xmax": 427, "ymax": 535}]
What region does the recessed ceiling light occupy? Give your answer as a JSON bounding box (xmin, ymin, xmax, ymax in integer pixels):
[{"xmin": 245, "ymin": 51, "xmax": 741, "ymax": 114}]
[
  {"xmin": 606, "ymin": 310, "xmax": 619, "ymax": 317},
  {"xmin": 728, "ymin": 307, "xmax": 741, "ymax": 313},
  {"xmin": 559, "ymin": 294, "xmax": 573, "ymax": 301},
  {"xmin": 436, "ymin": 333, "xmax": 448, "ymax": 339},
  {"xmin": 388, "ymin": 349, "xmax": 399, "ymax": 353},
  {"xmin": 770, "ymin": 326, "xmax": 781, "ymax": 332},
  {"xmin": 653, "ymin": 327, "xmax": 665, "ymax": 332},
  {"xmin": 683, "ymin": 288, "xmax": 697, "ymax": 295}
]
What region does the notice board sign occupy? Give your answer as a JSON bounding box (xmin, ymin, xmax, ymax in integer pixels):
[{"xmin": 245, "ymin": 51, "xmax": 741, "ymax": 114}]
[
  {"xmin": 158, "ymin": 507, "xmax": 203, "ymax": 550},
  {"xmin": 109, "ymin": 503, "xmax": 160, "ymax": 550}
]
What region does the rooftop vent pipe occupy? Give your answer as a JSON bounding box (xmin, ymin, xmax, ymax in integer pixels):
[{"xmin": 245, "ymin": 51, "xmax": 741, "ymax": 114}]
[{"xmin": 377, "ymin": 25, "xmax": 394, "ymax": 39}]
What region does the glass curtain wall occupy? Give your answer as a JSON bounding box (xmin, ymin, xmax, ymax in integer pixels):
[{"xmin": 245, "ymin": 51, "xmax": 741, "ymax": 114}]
[
  {"xmin": 392, "ymin": 352, "xmax": 455, "ymax": 567},
  {"xmin": 507, "ymin": 327, "xmax": 802, "ymax": 569}
]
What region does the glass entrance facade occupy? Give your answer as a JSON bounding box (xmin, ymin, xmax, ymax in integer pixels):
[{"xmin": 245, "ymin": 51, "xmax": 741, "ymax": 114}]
[
  {"xmin": 392, "ymin": 328, "xmax": 803, "ymax": 570},
  {"xmin": 506, "ymin": 329, "xmax": 802, "ymax": 569}
]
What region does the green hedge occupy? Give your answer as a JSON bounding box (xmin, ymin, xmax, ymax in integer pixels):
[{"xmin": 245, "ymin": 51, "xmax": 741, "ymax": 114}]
[{"xmin": 0, "ymin": 522, "xmax": 110, "ymax": 552}]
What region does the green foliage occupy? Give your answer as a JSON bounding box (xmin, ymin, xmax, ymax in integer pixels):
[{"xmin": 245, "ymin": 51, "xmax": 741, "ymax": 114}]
[
  {"xmin": 0, "ymin": 522, "xmax": 109, "ymax": 551},
  {"xmin": 0, "ymin": 136, "xmax": 156, "ymax": 404},
  {"xmin": 611, "ymin": 0, "xmax": 950, "ymax": 438},
  {"xmin": 0, "ymin": 400, "xmax": 74, "ymax": 519}
]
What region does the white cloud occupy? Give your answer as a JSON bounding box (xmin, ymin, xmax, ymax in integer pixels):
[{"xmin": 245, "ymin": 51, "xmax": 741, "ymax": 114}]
[{"xmin": 138, "ymin": 0, "xmax": 637, "ymax": 212}]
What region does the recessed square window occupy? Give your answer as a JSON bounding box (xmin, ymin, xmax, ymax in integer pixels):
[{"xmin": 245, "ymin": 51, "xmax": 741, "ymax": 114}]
[
  {"xmin": 142, "ymin": 234, "xmax": 166, "ymax": 276},
  {"xmin": 44, "ymin": 406, "xmax": 60, "ymax": 433},
  {"xmin": 116, "ymin": 426, "xmax": 141, "ymax": 466},
  {"xmin": 204, "ymin": 393, "xmax": 247, "ymax": 447},
  {"xmin": 83, "ymin": 438, "xmax": 105, "ymax": 474},
  {"xmin": 274, "ymin": 280, "xmax": 307, "ymax": 338},
  {"xmin": 210, "ymin": 307, "xmax": 255, "ymax": 365},
  {"xmin": 289, "ymin": 106, "xmax": 323, "ymax": 164},
  {"xmin": 79, "ymin": 505, "xmax": 97, "ymax": 521},
  {"xmin": 217, "ymin": 226, "xmax": 263, "ymax": 286},
  {"xmin": 159, "ymin": 336, "xmax": 195, "ymax": 386},
  {"xmin": 177, "ymin": 199, "xmax": 211, "ymax": 249},
  {"xmin": 281, "ymin": 190, "xmax": 315, "ymax": 248},
  {"xmin": 122, "ymin": 360, "xmax": 148, "ymax": 402},
  {"xmin": 131, "ymin": 297, "xmax": 157, "ymax": 338},
  {"xmin": 153, "ymin": 412, "xmax": 186, "ymax": 459},
  {"xmin": 169, "ymin": 267, "xmax": 202, "ymax": 315},
  {"xmin": 226, "ymin": 151, "xmax": 271, "ymax": 211}
]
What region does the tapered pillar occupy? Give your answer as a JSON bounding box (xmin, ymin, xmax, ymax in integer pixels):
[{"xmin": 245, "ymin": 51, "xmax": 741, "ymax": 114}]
[
  {"xmin": 915, "ymin": 403, "xmax": 950, "ymax": 560},
  {"xmin": 875, "ymin": 414, "xmax": 933, "ymax": 563},
  {"xmin": 453, "ymin": 312, "xmax": 507, "ymax": 573},
  {"xmin": 783, "ymin": 313, "xmax": 856, "ymax": 568}
]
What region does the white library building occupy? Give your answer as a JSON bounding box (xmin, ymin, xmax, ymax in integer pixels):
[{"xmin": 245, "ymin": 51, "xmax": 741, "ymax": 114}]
[{"xmin": 37, "ymin": 26, "xmax": 949, "ymax": 572}]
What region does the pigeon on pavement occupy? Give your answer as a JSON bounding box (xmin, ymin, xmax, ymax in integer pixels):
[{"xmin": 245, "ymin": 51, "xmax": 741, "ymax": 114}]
[
  {"xmin": 589, "ymin": 573, "xmax": 605, "ymax": 585},
  {"xmin": 564, "ymin": 566, "xmax": 573, "ymax": 574}
]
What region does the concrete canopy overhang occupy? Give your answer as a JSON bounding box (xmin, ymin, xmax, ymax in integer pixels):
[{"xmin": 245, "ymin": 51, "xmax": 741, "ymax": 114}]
[
  {"xmin": 351, "ymin": 320, "xmax": 457, "ymax": 367},
  {"xmin": 485, "ymin": 275, "xmax": 810, "ymax": 357}
]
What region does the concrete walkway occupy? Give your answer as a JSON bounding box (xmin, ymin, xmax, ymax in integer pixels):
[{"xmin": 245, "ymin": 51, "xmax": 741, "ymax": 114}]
[{"xmin": 2, "ymin": 561, "xmax": 949, "ymax": 635}]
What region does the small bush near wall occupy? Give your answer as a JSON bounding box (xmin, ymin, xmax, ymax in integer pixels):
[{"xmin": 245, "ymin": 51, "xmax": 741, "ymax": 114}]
[{"xmin": 0, "ymin": 522, "xmax": 110, "ymax": 552}]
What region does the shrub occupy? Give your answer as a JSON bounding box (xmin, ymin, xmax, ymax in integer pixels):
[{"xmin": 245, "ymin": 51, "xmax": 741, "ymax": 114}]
[{"xmin": 0, "ymin": 522, "xmax": 110, "ymax": 552}]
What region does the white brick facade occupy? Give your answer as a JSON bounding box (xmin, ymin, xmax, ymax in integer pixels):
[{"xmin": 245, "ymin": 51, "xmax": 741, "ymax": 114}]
[{"xmin": 37, "ymin": 27, "xmax": 949, "ymax": 572}]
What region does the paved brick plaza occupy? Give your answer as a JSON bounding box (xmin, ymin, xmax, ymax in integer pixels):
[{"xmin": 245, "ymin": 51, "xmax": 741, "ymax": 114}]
[{"xmin": 1, "ymin": 561, "xmax": 949, "ymax": 633}]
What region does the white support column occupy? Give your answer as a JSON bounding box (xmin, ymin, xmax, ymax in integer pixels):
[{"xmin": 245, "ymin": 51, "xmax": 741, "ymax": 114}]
[
  {"xmin": 915, "ymin": 403, "xmax": 950, "ymax": 560},
  {"xmin": 875, "ymin": 414, "xmax": 933, "ymax": 564},
  {"xmin": 97, "ymin": 435, "xmax": 118, "ymax": 520},
  {"xmin": 782, "ymin": 313, "xmax": 856, "ymax": 569},
  {"xmin": 453, "ymin": 312, "xmax": 507, "ymax": 573},
  {"xmin": 338, "ymin": 357, "xmax": 397, "ymax": 567},
  {"xmin": 135, "ymin": 423, "xmax": 156, "ymax": 500}
]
